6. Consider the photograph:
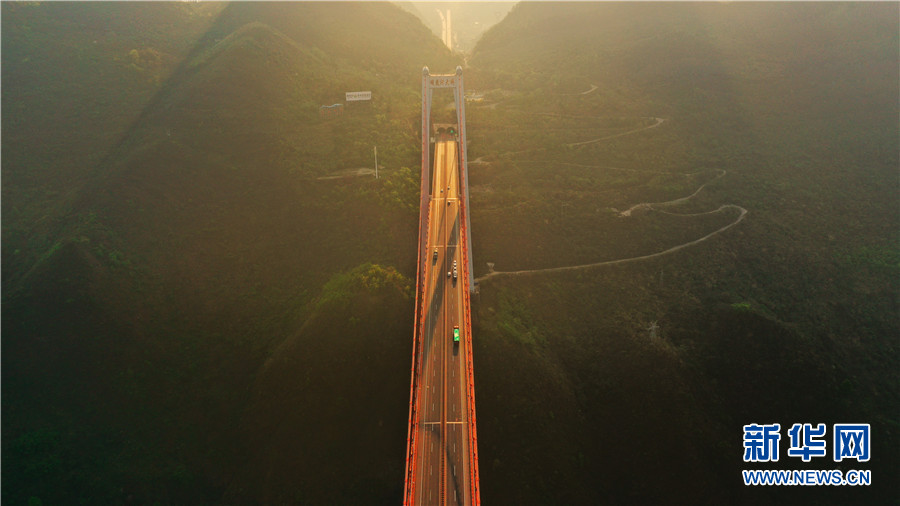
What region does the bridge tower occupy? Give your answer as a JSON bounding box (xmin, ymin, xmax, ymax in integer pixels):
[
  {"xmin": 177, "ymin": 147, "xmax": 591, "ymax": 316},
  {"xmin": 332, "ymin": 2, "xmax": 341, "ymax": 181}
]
[{"xmin": 421, "ymin": 66, "xmax": 475, "ymax": 294}]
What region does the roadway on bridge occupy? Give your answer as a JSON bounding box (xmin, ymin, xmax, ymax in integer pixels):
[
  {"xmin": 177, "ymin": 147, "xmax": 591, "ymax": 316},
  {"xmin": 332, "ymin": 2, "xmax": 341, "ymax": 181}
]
[{"xmin": 414, "ymin": 135, "xmax": 471, "ymax": 505}]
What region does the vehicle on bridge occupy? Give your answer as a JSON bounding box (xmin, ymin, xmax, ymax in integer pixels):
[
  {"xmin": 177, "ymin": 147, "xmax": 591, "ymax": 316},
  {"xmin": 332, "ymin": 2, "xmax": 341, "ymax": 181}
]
[
  {"xmin": 406, "ymin": 66, "xmax": 479, "ymax": 505},
  {"xmin": 433, "ymin": 248, "xmax": 438, "ymax": 262}
]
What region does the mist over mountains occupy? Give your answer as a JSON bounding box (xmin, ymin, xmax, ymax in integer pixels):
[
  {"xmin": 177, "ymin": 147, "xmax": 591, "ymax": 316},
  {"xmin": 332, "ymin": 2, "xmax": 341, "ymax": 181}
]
[{"xmin": 3, "ymin": 2, "xmax": 897, "ymax": 504}]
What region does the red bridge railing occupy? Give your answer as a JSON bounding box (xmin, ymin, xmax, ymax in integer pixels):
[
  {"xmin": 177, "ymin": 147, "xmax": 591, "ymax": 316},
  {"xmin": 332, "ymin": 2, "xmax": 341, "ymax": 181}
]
[
  {"xmin": 457, "ymin": 141, "xmax": 481, "ymax": 506},
  {"xmin": 403, "ymin": 106, "xmax": 433, "ymax": 505}
]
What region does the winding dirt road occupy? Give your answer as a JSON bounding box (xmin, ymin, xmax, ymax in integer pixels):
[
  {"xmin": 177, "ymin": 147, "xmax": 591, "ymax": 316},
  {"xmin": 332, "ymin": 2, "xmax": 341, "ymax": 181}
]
[
  {"xmin": 476, "ymin": 111, "xmax": 748, "ymax": 282},
  {"xmin": 619, "ymin": 170, "xmax": 726, "ymax": 216},
  {"xmin": 476, "ymin": 204, "xmax": 746, "ymax": 282},
  {"xmin": 567, "ymin": 117, "xmax": 666, "ymax": 147}
]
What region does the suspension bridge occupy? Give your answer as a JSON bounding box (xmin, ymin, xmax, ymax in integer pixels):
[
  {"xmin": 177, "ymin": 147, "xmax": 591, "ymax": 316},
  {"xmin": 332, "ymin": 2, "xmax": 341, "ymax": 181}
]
[{"xmin": 404, "ymin": 66, "xmax": 480, "ymax": 506}]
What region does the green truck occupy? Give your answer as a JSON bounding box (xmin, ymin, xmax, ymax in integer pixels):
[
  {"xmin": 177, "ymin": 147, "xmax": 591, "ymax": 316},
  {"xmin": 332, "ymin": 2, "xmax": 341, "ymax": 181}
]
[{"xmin": 453, "ymin": 325, "xmax": 460, "ymax": 343}]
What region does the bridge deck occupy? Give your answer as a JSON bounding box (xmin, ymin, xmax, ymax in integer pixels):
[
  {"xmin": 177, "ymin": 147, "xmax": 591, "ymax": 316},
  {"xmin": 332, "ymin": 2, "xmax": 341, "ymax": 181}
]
[{"xmin": 405, "ymin": 135, "xmax": 479, "ymax": 505}]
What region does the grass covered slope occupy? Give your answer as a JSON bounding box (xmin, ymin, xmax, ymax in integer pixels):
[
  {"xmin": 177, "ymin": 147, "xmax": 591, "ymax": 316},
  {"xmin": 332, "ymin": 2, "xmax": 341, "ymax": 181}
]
[
  {"xmin": 3, "ymin": 3, "xmax": 455, "ymax": 504},
  {"xmin": 467, "ymin": 2, "xmax": 898, "ymax": 504}
]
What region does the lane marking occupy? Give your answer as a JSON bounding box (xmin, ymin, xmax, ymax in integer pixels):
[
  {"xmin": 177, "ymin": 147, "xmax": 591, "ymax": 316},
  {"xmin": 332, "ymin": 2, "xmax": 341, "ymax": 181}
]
[{"xmin": 412, "ymin": 140, "xmax": 474, "ymax": 499}]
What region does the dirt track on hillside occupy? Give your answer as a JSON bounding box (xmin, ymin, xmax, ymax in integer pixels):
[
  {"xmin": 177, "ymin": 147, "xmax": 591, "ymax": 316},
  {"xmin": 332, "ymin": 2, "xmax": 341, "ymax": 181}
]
[{"xmin": 476, "ymin": 110, "xmax": 747, "ymax": 282}]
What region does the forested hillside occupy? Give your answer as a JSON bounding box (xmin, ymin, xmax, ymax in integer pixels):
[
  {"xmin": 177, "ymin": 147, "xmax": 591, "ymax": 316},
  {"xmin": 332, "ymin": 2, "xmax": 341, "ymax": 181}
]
[
  {"xmin": 2, "ymin": 2, "xmax": 897, "ymax": 504},
  {"xmin": 466, "ymin": 3, "xmax": 898, "ymax": 504},
  {"xmin": 3, "ymin": 3, "xmax": 455, "ymax": 503}
]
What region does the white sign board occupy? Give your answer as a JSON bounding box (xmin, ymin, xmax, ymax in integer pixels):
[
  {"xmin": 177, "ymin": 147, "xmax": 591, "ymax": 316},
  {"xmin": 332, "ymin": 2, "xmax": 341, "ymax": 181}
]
[{"xmin": 345, "ymin": 91, "xmax": 372, "ymax": 102}]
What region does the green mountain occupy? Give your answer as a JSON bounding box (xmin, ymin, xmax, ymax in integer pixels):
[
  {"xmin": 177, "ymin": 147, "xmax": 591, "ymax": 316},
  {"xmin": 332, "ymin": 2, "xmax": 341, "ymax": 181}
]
[
  {"xmin": 3, "ymin": 3, "xmax": 454, "ymax": 504},
  {"xmin": 3, "ymin": 1, "xmax": 898, "ymax": 504},
  {"xmin": 237, "ymin": 263, "xmax": 413, "ymax": 503},
  {"xmin": 466, "ymin": 2, "xmax": 898, "ymax": 504},
  {"xmin": 2, "ymin": 1, "xmax": 223, "ymax": 294}
]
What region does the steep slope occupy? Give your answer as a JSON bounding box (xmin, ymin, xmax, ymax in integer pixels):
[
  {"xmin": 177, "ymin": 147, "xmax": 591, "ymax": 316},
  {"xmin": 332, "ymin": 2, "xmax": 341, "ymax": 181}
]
[
  {"xmin": 396, "ymin": 2, "xmax": 517, "ymax": 51},
  {"xmin": 466, "ymin": 3, "xmax": 899, "ymax": 504},
  {"xmin": 235, "ymin": 264, "xmax": 413, "ymax": 504},
  {"xmin": 1, "ymin": 1, "xmax": 223, "ymax": 296},
  {"xmin": 189, "ymin": 1, "xmax": 453, "ymax": 78},
  {"xmin": 3, "ymin": 3, "xmax": 454, "ymax": 504}
]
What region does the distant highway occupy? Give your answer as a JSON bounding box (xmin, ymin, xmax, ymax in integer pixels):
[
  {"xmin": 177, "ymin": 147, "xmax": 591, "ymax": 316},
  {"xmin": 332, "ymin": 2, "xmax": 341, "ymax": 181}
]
[{"xmin": 410, "ymin": 135, "xmax": 473, "ymax": 505}]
